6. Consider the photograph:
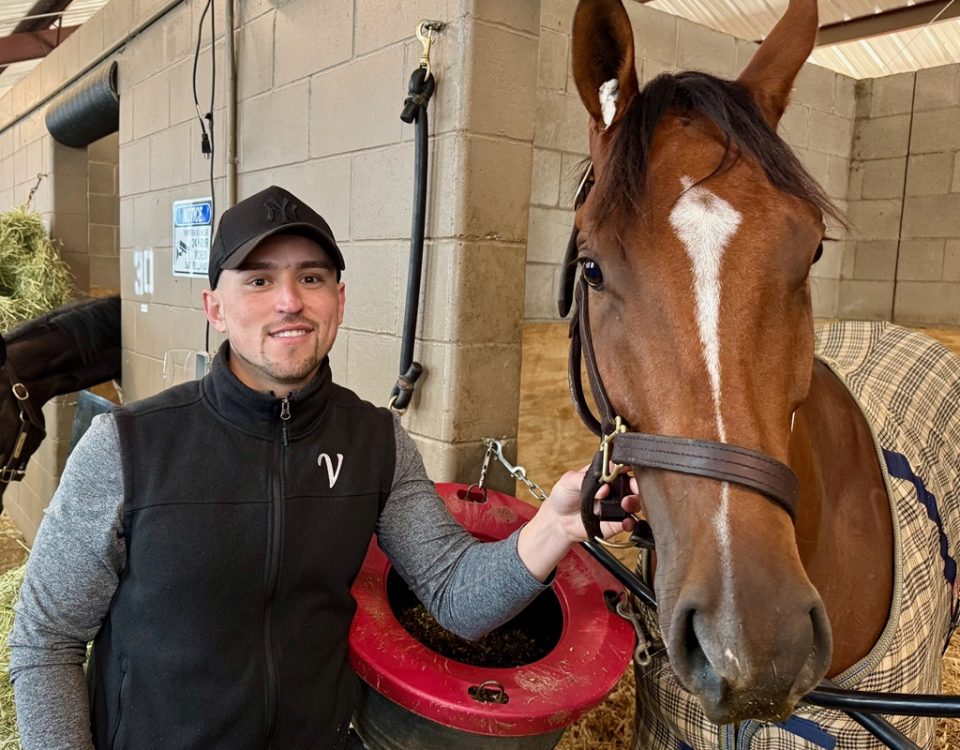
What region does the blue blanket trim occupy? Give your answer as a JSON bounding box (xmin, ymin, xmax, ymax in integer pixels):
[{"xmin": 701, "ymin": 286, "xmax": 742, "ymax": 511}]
[
  {"xmin": 778, "ymin": 716, "xmax": 836, "ymax": 748},
  {"xmin": 884, "ymin": 448, "xmax": 957, "ymax": 590}
]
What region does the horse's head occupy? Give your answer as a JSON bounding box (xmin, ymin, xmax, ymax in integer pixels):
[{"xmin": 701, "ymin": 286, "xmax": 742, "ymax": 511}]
[{"xmin": 570, "ymin": 0, "xmax": 838, "ymax": 724}]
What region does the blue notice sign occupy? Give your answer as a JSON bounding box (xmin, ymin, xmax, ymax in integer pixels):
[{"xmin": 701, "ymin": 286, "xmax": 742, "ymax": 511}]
[{"xmin": 172, "ymin": 197, "xmax": 213, "ymax": 278}]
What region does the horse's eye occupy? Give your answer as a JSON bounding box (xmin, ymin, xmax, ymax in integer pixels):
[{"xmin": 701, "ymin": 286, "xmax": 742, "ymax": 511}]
[
  {"xmin": 812, "ymin": 242, "xmax": 823, "ymax": 264},
  {"xmin": 581, "ymin": 259, "xmax": 604, "ymax": 288}
]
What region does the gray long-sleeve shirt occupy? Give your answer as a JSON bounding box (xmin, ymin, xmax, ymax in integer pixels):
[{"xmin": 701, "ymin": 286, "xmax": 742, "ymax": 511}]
[{"xmin": 9, "ymin": 413, "xmax": 546, "ymax": 750}]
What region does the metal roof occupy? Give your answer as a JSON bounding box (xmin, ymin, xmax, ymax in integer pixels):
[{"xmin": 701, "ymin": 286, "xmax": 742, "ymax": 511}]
[{"xmin": 644, "ymin": 0, "xmax": 960, "ymax": 78}]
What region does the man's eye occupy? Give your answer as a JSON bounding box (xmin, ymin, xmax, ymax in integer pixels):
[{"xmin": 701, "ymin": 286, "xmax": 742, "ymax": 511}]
[
  {"xmin": 249, "ymin": 278, "xmax": 268, "ymax": 287},
  {"xmin": 302, "ymin": 275, "xmax": 320, "ymax": 284}
]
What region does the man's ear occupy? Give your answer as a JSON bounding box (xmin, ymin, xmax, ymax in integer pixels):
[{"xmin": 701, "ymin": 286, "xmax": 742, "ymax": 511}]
[
  {"xmin": 337, "ymin": 283, "xmax": 345, "ymax": 326},
  {"xmin": 202, "ymin": 289, "xmax": 228, "ymax": 333}
]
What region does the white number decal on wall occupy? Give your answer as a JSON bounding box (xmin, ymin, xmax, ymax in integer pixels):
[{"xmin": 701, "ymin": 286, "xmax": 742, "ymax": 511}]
[{"xmin": 133, "ymin": 248, "xmax": 155, "ymax": 296}]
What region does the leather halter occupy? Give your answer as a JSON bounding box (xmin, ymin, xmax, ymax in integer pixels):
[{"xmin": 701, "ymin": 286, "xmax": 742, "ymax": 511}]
[
  {"xmin": 0, "ymin": 357, "xmax": 46, "ymax": 485},
  {"xmin": 562, "ymin": 164, "xmax": 799, "ymax": 541}
]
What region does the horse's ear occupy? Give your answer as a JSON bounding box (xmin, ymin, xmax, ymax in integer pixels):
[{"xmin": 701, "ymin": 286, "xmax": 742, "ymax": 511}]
[
  {"xmin": 572, "ymin": 0, "xmax": 639, "ymax": 130},
  {"xmin": 737, "ymin": 0, "xmax": 818, "ymax": 128}
]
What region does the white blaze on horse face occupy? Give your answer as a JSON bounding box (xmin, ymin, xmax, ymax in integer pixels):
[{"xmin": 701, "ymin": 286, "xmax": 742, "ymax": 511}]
[
  {"xmin": 599, "ymin": 79, "xmax": 619, "ymax": 128},
  {"xmin": 669, "ymin": 176, "xmax": 742, "ymax": 592}
]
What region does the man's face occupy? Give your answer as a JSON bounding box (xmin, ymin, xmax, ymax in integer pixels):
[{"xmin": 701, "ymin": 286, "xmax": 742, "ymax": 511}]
[{"xmin": 202, "ymin": 234, "xmax": 345, "ymax": 395}]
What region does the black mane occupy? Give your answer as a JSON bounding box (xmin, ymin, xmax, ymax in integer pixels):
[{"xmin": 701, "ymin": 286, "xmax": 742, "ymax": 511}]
[
  {"xmin": 3, "ymin": 295, "xmax": 120, "ymax": 366},
  {"xmin": 594, "ymin": 71, "xmax": 842, "ymax": 225}
]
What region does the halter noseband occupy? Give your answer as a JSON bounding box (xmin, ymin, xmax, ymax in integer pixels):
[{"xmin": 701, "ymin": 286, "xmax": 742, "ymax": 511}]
[
  {"xmin": 0, "ymin": 357, "xmax": 46, "ymax": 486},
  {"xmin": 563, "ymin": 164, "xmax": 799, "ymax": 541}
]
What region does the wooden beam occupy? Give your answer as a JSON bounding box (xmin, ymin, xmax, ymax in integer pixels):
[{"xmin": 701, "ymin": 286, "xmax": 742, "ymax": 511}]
[
  {"xmin": 0, "ymin": 26, "xmax": 79, "ymax": 66},
  {"xmin": 816, "ymin": 1, "xmax": 960, "ymax": 46}
]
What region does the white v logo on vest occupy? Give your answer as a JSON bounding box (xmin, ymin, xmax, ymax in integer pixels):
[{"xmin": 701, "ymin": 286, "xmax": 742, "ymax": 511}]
[{"xmin": 318, "ymin": 453, "xmax": 344, "ymax": 487}]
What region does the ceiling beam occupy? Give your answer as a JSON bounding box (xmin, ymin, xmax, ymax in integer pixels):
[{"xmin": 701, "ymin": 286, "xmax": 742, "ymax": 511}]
[
  {"xmin": 816, "ymin": 0, "xmax": 960, "ymax": 45},
  {"xmin": 12, "ymin": 0, "xmax": 75, "ymax": 34},
  {"xmin": 0, "ymin": 25, "xmax": 79, "ymax": 67}
]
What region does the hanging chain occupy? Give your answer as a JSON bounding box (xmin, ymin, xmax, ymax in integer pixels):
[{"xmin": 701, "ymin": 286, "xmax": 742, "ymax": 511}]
[{"xmin": 481, "ymin": 438, "xmax": 549, "ymax": 503}]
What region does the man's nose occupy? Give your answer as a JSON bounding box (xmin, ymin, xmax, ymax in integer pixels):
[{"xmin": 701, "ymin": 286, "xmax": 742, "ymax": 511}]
[{"xmin": 275, "ymin": 278, "xmax": 305, "ymax": 312}]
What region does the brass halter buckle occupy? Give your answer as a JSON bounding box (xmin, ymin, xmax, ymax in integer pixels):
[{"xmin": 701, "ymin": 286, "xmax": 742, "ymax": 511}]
[{"xmin": 600, "ymin": 416, "xmax": 627, "ymax": 483}]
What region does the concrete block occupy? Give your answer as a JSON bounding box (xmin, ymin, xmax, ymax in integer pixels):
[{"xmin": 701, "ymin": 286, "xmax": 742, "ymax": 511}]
[
  {"xmin": 131, "ymin": 191, "xmax": 172, "ymax": 248},
  {"xmin": 537, "ymin": 29, "xmax": 570, "ymax": 92},
  {"xmin": 954, "ymin": 153, "xmax": 960, "ymax": 192},
  {"xmin": 627, "ymin": 3, "xmax": 678, "ymax": 67},
  {"xmin": 90, "ymin": 255, "xmax": 121, "ymax": 294},
  {"xmin": 944, "ymin": 239, "xmax": 960, "ymax": 282},
  {"xmin": 853, "ymin": 240, "xmax": 899, "ymax": 281},
  {"xmin": 408, "ymin": 435, "xmax": 512, "ymax": 490},
  {"xmin": 847, "ymin": 199, "xmax": 902, "ymax": 241},
  {"xmin": 541, "ymin": 0, "xmax": 577, "ymax": 33},
  {"xmin": 122, "ymin": 349, "xmax": 165, "ymax": 402},
  {"xmin": 62, "ymin": 251, "xmax": 90, "ymax": 291},
  {"xmin": 119, "ymin": 83, "xmax": 134, "ymax": 144},
  {"xmin": 894, "ymin": 282, "xmax": 960, "ymax": 325},
  {"xmin": 119, "ymin": 138, "xmax": 151, "ymax": 196},
  {"xmin": 53, "ymin": 173, "xmax": 88, "ymax": 216},
  {"xmin": 90, "ymin": 131, "xmax": 120, "ymax": 162},
  {"xmin": 345, "ymin": 330, "xmax": 402, "ymax": 407},
  {"xmin": 906, "ymin": 152, "xmax": 953, "ymax": 196},
  {"xmin": 809, "ymin": 109, "xmax": 854, "ymax": 158},
  {"xmin": 132, "ymin": 73, "xmax": 171, "ymax": 140},
  {"xmin": 89, "ymin": 194, "xmax": 121, "ymax": 226},
  {"xmin": 89, "ymin": 162, "xmax": 117, "ymax": 195},
  {"xmin": 149, "ymin": 121, "xmax": 192, "ymax": 191},
  {"xmin": 902, "ymin": 193, "xmax": 960, "ymax": 238},
  {"xmin": 120, "ymin": 196, "xmax": 135, "ymax": 249},
  {"xmin": 309, "ymin": 46, "xmax": 405, "ymax": 158},
  {"xmin": 355, "ymin": 0, "xmax": 458, "ymax": 55},
  {"xmin": 676, "ymin": 18, "xmax": 736, "ymax": 77},
  {"xmin": 854, "ymin": 79, "xmax": 872, "ymax": 119},
  {"xmin": 534, "ymin": 90, "xmax": 589, "ymax": 152},
  {"xmin": 898, "ymin": 239, "xmax": 944, "ymax": 281},
  {"xmin": 852, "ymin": 114, "xmax": 911, "ymax": 160},
  {"xmin": 350, "ymin": 144, "xmax": 414, "ymax": 240},
  {"xmin": 466, "ymin": 23, "xmax": 538, "ymax": 142},
  {"xmin": 188, "ymin": 115, "xmax": 225, "ymax": 186},
  {"xmin": 418, "ymin": 241, "xmax": 525, "ymax": 344},
  {"xmin": 398, "ymin": 339, "xmax": 453, "ymax": 440},
  {"xmin": 910, "ymin": 108, "xmax": 960, "ymax": 154},
  {"xmin": 915, "ymin": 64, "xmax": 960, "ymax": 112},
  {"xmin": 735, "ymin": 39, "xmax": 759, "ymax": 74},
  {"xmin": 122, "ymin": 26, "xmax": 164, "ymax": 89},
  {"xmin": 51, "ymin": 214, "xmax": 89, "ymax": 255},
  {"xmin": 237, "ymin": 10, "xmax": 275, "ymax": 99},
  {"xmin": 860, "ymin": 157, "xmax": 906, "ymax": 200},
  {"xmin": 473, "ymin": 0, "xmax": 539, "ymax": 34},
  {"xmin": 339, "ymin": 242, "xmax": 401, "ymax": 334},
  {"xmin": 526, "ymin": 205, "xmax": 573, "ymax": 264},
  {"xmin": 793, "ymin": 64, "xmax": 836, "ymax": 113},
  {"xmin": 240, "ymin": 81, "xmax": 310, "ymax": 172},
  {"xmin": 839, "ymin": 239, "xmax": 856, "ymax": 279},
  {"xmin": 524, "ymin": 261, "xmax": 561, "ymax": 321},
  {"xmin": 834, "ymin": 74, "xmax": 857, "ymax": 120},
  {"xmin": 531, "ymin": 148, "xmax": 562, "ymax": 207},
  {"xmin": 275, "ymin": 0, "xmax": 353, "ymax": 86},
  {"xmin": 778, "ymin": 104, "xmax": 809, "ymax": 151},
  {"xmin": 90, "ymin": 224, "xmax": 120, "ymax": 256},
  {"xmin": 101, "ymin": 0, "xmax": 134, "ymax": 50},
  {"xmin": 824, "ymin": 154, "xmax": 851, "ymax": 200},
  {"xmin": 450, "ymin": 342, "xmax": 521, "ymax": 441},
  {"xmin": 161, "ymin": 3, "xmax": 195, "ymax": 67},
  {"xmin": 869, "ymin": 72, "xmax": 915, "ymax": 117},
  {"xmin": 837, "ymin": 279, "xmax": 894, "ymax": 320},
  {"xmin": 559, "ymin": 152, "xmax": 590, "ymax": 209}
]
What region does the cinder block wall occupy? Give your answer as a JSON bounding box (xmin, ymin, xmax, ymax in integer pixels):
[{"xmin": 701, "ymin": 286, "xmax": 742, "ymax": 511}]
[
  {"xmin": 88, "ymin": 132, "xmax": 120, "ymax": 296},
  {"xmin": 846, "ymin": 65, "xmax": 960, "ymax": 323},
  {"xmin": 1, "ymin": 0, "xmax": 540, "ymax": 537},
  {"xmin": 524, "ymin": 0, "xmax": 857, "ymax": 322}
]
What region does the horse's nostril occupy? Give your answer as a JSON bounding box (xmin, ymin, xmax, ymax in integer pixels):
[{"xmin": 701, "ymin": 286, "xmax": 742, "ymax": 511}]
[{"xmin": 678, "ymin": 607, "xmax": 710, "ymax": 680}]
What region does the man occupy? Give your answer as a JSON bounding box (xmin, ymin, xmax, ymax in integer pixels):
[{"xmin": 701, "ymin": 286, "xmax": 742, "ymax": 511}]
[{"xmin": 9, "ymin": 186, "xmax": 634, "ymax": 749}]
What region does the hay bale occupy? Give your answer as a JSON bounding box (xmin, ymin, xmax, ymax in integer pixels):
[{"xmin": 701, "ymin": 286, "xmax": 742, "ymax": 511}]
[
  {"xmin": 0, "ymin": 562, "xmax": 25, "ymax": 750},
  {"xmin": 0, "ymin": 204, "xmax": 75, "ymax": 333}
]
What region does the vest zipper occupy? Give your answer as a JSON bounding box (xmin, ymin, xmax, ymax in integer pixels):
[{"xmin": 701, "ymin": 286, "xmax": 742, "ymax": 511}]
[{"xmin": 264, "ymin": 397, "xmax": 290, "ymax": 745}]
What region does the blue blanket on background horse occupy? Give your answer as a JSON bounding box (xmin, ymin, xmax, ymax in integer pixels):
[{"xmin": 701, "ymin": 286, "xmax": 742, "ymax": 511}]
[{"xmin": 633, "ymin": 321, "xmax": 960, "ymax": 750}]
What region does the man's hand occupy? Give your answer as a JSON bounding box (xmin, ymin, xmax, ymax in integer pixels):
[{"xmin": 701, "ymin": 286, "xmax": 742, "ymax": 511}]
[{"xmin": 516, "ymin": 465, "xmax": 641, "ymax": 582}]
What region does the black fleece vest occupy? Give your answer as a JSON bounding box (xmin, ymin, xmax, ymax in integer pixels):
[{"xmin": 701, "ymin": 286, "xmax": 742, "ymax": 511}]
[{"xmin": 88, "ymin": 346, "xmax": 395, "ymax": 750}]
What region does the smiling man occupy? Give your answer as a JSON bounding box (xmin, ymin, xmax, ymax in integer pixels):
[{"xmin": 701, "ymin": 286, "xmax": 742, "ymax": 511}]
[{"xmin": 9, "ymin": 186, "xmax": 636, "ymax": 750}]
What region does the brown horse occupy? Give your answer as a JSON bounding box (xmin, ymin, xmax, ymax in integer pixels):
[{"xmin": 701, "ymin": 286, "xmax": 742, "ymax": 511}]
[
  {"xmin": 568, "ymin": 0, "xmax": 960, "ymax": 745},
  {"xmin": 0, "ymin": 295, "xmax": 121, "ymax": 506}
]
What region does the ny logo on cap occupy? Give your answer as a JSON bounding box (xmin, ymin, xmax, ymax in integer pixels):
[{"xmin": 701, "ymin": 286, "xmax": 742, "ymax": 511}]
[{"xmin": 264, "ymin": 197, "xmax": 298, "ymax": 223}]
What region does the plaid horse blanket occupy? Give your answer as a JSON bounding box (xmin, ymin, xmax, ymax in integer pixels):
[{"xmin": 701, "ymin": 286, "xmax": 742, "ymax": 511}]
[{"xmin": 632, "ymin": 321, "xmax": 960, "ymax": 750}]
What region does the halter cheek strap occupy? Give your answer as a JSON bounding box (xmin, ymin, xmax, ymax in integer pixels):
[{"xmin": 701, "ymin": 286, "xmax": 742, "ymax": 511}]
[{"xmin": 0, "ymin": 359, "xmax": 47, "ymax": 486}]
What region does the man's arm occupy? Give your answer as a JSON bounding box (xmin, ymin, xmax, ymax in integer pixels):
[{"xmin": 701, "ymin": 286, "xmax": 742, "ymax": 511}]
[
  {"xmin": 377, "ymin": 419, "xmax": 634, "ymax": 641},
  {"xmin": 9, "ymin": 413, "xmax": 126, "ymax": 750}
]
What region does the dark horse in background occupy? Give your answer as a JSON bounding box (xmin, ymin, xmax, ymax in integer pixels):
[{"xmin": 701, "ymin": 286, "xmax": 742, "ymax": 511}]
[
  {"xmin": 569, "ymin": 0, "xmax": 960, "ymax": 747},
  {"xmin": 0, "ymin": 295, "xmax": 121, "ymax": 508}
]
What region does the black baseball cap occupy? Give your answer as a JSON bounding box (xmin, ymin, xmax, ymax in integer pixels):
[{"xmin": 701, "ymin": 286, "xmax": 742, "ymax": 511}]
[{"xmin": 208, "ymin": 185, "xmax": 345, "ymax": 288}]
